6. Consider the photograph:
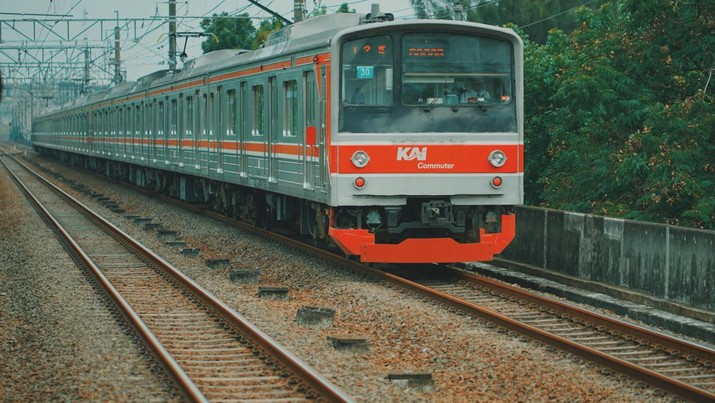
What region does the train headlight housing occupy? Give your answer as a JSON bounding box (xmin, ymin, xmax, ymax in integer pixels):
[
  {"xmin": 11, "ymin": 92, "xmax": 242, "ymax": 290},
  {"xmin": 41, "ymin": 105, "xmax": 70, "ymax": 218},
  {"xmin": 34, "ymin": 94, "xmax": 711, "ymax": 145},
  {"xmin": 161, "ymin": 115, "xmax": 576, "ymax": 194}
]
[
  {"xmin": 351, "ymin": 150, "xmax": 370, "ymax": 168},
  {"xmin": 488, "ymin": 150, "xmax": 507, "ymax": 168}
]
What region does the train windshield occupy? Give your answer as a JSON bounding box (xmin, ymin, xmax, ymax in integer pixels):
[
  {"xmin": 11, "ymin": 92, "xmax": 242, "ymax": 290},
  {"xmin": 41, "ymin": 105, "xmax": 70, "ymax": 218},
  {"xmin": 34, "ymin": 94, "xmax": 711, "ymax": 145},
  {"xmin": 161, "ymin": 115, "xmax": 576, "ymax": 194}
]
[
  {"xmin": 341, "ymin": 34, "xmax": 394, "ymax": 106},
  {"xmin": 340, "ymin": 31, "xmax": 516, "ymax": 134},
  {"xmin": 401, "ymin": 33, "xmax": 512, "ymax": 106}
]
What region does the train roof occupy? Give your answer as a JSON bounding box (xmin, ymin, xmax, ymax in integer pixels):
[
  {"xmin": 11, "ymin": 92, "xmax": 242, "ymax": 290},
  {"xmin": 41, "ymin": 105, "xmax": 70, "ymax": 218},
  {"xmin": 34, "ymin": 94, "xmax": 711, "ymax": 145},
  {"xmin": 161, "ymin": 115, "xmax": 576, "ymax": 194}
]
[{"xmin": 36, "ymin": 8, "xmax": 521, "ymax": 119}]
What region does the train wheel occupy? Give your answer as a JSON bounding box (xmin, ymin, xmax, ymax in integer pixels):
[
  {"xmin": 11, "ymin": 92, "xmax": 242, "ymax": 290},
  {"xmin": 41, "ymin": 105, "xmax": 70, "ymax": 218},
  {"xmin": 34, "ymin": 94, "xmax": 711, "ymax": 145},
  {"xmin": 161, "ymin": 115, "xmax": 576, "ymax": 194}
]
[{"xmin": 261, "ymin": 205, "xmax": 274, "ymax": 231}]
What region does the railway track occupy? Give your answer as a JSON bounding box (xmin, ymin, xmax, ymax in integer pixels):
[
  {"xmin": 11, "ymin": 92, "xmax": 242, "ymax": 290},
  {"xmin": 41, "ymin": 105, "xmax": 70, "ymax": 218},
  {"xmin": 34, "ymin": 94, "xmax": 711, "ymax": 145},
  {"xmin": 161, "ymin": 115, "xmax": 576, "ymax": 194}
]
[
  {"xmin": 12, "ymin": 150, "xmax": 715, "ymax": 401},
  {"xmin": 0, "ymin": 152, "xmax": 351, "ymax": 402},
  {"xmin": 379, "ymin": 264, "xmax": 715, "ymax": 402}
]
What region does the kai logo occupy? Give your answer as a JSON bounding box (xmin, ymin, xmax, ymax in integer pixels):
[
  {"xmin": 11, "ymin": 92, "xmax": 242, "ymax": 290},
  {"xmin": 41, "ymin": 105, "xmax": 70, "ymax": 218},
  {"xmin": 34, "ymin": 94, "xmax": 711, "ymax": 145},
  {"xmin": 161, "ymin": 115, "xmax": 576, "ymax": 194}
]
[{"xmin": 397, "ymin": 146, "xmax": 428, "ymax": 161}]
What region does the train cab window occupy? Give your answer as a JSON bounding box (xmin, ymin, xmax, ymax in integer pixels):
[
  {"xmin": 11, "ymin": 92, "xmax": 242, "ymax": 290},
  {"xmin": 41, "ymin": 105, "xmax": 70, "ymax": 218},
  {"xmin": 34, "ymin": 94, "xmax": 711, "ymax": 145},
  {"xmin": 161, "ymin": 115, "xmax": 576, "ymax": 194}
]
[
  {"xmin": 227, "ymin": 90, "xmax": 236, "ymax": 136},
  {"xmin": 401, "ymin": 33, "xmax": 513, "ymax": 106},
  {"xmin": 283, "ymin": 80, "xmax": 298, "ymax": 137},
  {"xmin": 252, "ymin": 85, "xmax": 264, "ymax": 136},
  {"xmin": 341, "ymin": 35, "xmax": 394, "ymax": 106}
]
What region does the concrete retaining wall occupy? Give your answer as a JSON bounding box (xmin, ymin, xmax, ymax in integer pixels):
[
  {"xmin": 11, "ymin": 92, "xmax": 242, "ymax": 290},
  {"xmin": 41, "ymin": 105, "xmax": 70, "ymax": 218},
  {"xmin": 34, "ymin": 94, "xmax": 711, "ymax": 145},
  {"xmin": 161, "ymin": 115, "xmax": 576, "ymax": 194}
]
[{"xmin": 502, "ymin": 206, "xmax": 714, "ymax": 311}]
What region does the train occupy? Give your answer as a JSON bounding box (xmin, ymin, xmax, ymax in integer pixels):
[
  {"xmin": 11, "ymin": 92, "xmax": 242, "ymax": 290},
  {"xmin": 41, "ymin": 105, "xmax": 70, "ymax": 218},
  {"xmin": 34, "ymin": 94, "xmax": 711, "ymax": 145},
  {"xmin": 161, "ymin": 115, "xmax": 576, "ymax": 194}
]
[{"xmin": 31, "ymin": 5, "xmax": 523, "ymax": 263}]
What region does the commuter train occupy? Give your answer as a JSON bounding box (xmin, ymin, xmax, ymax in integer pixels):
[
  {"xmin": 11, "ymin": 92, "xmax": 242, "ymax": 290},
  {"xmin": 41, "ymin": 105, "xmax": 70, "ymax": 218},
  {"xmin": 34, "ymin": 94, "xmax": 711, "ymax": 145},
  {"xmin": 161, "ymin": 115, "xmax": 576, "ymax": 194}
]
[{"xmin": 32, "ymin": 6, "xmax": 523, "ymax": 263}]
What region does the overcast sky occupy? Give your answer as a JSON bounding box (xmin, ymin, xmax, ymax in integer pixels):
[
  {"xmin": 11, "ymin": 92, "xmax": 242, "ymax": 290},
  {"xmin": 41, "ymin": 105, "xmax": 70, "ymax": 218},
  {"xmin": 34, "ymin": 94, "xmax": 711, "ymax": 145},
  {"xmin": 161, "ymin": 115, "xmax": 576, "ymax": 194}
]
[{"xmin": 1, "ymin": 0, "xmax": 416, "ymax": 81}]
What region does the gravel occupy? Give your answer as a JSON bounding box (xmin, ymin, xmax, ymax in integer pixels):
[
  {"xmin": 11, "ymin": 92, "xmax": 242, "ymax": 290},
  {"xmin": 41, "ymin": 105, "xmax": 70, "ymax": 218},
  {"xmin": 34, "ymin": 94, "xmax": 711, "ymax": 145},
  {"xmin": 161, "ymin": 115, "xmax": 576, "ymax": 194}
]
[
  {"xmin": 0, "ymin": 159, "xmax": 180, "ymax": 401},
  {"xmin": 2, "ymin": 153, "xmax": 676, "ymax": 402}
]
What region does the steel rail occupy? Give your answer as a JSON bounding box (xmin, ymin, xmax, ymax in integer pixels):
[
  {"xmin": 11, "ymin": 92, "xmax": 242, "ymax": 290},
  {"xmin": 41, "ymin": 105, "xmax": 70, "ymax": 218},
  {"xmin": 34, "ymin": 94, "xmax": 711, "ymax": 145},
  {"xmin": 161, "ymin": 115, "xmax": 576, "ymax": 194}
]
[
  {"xmin": 451, "ymin": 266, "xmax": 715, "ymax": 363},
  {"xmin": 1, "ymin": 153, "xmax": 352, "ymax": 403},
  {"xmin": 16, "ymin": 150, "xmax": 714, "ymax": 401},
  {"xmin": 162, "ymin": 200, "xmax": 715, "ymax": 401},
  {"xmin": 382, "ymin": 267, "xmax": 715, "ymax": 402},
  {"xmin": 0, "ymin": 154, "xmax": 207, "ymax": 402}
]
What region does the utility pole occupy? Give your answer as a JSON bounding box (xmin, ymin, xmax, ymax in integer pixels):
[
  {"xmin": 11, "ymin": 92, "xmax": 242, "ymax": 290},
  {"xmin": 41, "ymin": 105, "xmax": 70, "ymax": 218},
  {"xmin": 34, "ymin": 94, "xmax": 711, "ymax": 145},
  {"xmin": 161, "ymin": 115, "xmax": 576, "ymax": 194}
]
[
  {"xmin": 83, "ymin": 45, "xmax": 90, "ymax": 94},
  {"xmin": 113, "ymin": 25, "xmax": 122, "ymax": 83},
  {"xmin": 454, "ymin": 1, "xmax": 463, "ymax": 21},
  {"xmin": 168, "ymin": 0, "xmax": 177, "ymax": 72},
  {"xmin": 294, "ymin": 0, "xmax": 304, "ymax": 22}
]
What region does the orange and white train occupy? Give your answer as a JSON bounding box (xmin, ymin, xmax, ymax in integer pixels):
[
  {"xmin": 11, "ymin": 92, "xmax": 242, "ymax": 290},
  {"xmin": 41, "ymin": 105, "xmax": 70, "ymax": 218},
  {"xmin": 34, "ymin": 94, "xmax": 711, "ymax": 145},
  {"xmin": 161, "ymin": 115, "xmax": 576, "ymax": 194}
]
[{"xmin": 32, "ymin": 6, "xmax": 523, "ymax": 263}]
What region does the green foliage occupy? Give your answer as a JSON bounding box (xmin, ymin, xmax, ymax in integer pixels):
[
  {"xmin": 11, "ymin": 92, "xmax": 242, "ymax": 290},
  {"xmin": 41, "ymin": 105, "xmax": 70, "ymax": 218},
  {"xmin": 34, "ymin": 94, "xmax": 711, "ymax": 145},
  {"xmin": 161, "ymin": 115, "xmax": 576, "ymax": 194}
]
[
  {"xmin": 411, "ymin": 0, "xmax": 606, "ymax": 43},
  {"xmin": 525, "ymin": 0, "xmax": 715, "ymax": 229},
  {"xmin": 336, "ymin": 3, "xmax": 355, "ymax": 13},
  {"xmin": 200, "ymin": 12, "xmax": 256, "ymax": 52},
  {"xmin": 252, "ymin": 19, "xmax": 283, "ymax": 49}
]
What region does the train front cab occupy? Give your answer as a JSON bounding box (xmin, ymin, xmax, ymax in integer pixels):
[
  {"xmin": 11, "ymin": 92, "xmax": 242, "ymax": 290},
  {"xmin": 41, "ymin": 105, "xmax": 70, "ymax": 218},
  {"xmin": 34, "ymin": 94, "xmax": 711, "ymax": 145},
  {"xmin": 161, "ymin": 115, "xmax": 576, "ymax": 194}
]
[{"xmin": 326, "ymin": 21, "xmax": 523, "ymax": 263}]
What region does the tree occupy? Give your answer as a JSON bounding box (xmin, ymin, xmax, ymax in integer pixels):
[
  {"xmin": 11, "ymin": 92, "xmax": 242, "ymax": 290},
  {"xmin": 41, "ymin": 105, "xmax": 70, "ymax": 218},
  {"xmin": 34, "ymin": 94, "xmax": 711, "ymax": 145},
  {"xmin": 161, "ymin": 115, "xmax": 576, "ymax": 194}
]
[
  {"xmin": 336, "ymin": 3, "xmax": 355, "ymax": 13},
  {"xmin": 252, "ymin": 19, "xmax": 283, "ymax": 49},
  {"xmin": 410, "ymin": 0, "xmax": 606, "ymax": 43},
  {"xmin": 200, "ymin": 12, "xmax": 256, "ymax": 53},
  {"xmin": 531, "ymin": 1, "xmax": 715, "ymax": 228}
]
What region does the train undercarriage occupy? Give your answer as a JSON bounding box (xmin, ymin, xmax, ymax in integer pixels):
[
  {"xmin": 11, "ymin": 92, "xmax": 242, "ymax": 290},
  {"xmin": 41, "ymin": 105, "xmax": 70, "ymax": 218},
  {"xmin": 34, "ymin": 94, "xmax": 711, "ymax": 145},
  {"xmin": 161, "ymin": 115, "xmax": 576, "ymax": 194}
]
[{"xmin": 38, "ymin": 148, "xmax": 515, "ymax": 263}]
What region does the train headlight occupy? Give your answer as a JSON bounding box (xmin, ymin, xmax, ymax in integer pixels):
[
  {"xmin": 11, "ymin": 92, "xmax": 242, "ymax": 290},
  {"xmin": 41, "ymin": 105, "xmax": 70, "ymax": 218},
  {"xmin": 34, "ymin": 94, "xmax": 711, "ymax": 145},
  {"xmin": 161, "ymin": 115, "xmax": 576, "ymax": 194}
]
[
  {"xmin": 351, "ymin": 150, "xmax": 370, "ymax": 168},
  {"xmin": 488, "ymin": 150, "xmax": 507, "ymax": 167}
]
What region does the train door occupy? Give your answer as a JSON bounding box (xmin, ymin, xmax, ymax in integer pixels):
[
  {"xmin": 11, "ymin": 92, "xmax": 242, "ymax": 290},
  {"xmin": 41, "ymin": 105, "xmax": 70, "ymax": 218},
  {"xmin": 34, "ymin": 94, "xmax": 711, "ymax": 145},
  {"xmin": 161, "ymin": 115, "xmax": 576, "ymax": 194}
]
[
  {"xmin": 87, "ymin": 110, "xmax": 93, "ymax": 155},
  {"xmin": 302, "ymin": 68, "xmax": 328, "ymax": 192},
  {"xmin": 317, "ymin": 65, "xmax": 328, "ymax": 192},
  {"xmin": 184, "ymin": 94, "xmax": 195, "ymax": 168},
  {"xmin": 204, "ymin": 90, "xmax": 213, "ymax": 177},
  {"xmin": 193, "ymin": 91, "xmax": 201, "ymax": 169},
  {"xmin": 123, "ymin": 106, "xmax": 130, "ymax": 158},
  {"xmin": 302, "ymin": 71, "xmax": 319, "ymax": 190},
  {"xmin": 267, "ymin": 76, "xmax": 277, "ymax": 182},
  {"xmin": 239, "ymin": 82, "xmax": 248, "ymax": 177},
  {"xmin": 195, "ymin": 91, "xmax": 206, "ymax": 171},
  {"xmin": 211, "ymin": 87, "xmax": 224, "ymax": 175},
  {"xmin": 138, "ymin": 103, "xmax": 144, "ymax": 161},
  {"xmin": 148, "ymin": 101, "xmax": 156, "ymax": 163},
  {"xmin": 158, "ymin": 98, "xmax": 168, "ymax": 164},
  {"xmin": 168, "ymin": 97, "xmax": 178, "ymax": 165},
  {"xmin": 224, "ymin": 87, "xmax": 238, "ymax": 175},
  {"xmin": 176, "ymin": 95, "xmax": 183, "ymax": 167},
  {"xmin": 133, "ymin": 105, "xmax": 137, "ymax": 160},
  {"xmin": 247, "ymin": 80, "xmax": 267, "ymax": 179}
]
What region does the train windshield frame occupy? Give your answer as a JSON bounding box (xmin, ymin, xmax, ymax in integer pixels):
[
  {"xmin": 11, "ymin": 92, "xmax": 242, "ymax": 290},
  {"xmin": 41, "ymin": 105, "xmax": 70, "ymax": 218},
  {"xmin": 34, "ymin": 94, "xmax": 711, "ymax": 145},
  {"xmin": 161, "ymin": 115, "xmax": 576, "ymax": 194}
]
[{"xmin": 339, "ymin": 30, "xmax": 517, "ymax": 134}]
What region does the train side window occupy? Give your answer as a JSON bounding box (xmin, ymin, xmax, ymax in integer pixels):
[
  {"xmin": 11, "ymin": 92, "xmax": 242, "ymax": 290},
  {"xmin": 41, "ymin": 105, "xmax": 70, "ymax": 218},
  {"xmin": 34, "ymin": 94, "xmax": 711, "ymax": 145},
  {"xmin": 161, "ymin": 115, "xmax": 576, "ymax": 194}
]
[
  {"xmin": 252, "ymin": 85, "xmax": 264, "ymax": 136},
  {"xmin": 227, "ymin": 89, "xmax": 236, "ymax": 136},
  {"xmin": 158, "ymin": 101, "xmax": 166, "ymax": 136},
  {"xmin": 208, "ymin": 92, "xmax": 215, "ymax": 136},
  {"xmin": 186, "ymin": 96, "xmax": 194, "ymax": 137},
  {"xmin": 146, "ymin": 103, "xmax": 153, "ymax": 136},
  {"xmin": 170, "ymin": 99, "xmax": 178, "ymax": 136},
  {"xmin": 201, "ymin": 94, "xmax": 207, "ymax": 135},
  {"xmin": 283, "ymin": 80, "xmax": 298, "ymax": 137},
  {"xmin": 118, "ymin": 108, "xmax": 123, "ymax": 136},
  {"xmin": 135, "ymin": 105, "xmax": 141, "ymax": 136},
  {"xmin": 125, "ymin": 107, "xmax": 130, "ymax": 140}
]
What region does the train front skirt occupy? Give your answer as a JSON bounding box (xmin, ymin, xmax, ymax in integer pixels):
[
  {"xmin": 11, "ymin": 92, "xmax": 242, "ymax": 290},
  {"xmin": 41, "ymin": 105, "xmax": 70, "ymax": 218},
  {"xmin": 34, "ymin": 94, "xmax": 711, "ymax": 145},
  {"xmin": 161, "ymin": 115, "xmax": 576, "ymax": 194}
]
[{"xmin": 329, "ymin": 213, "xmax": 515, "ymax": 263}]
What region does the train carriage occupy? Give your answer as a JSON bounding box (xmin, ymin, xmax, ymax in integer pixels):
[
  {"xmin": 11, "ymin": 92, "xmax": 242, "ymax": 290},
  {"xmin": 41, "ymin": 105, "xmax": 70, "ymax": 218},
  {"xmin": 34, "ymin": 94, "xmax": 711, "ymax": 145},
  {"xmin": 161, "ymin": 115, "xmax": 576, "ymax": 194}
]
[{"xmin": 32, "ymin": 6, "xmax": 523, "ymax": 264}]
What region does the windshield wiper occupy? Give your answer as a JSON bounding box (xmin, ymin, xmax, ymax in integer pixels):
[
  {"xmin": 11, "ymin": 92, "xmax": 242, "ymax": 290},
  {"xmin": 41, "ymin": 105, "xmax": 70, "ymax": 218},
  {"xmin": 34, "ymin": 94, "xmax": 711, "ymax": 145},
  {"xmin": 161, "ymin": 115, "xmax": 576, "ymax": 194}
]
[
  {"xmin": 422, "ymin": 96, "xmax": 440, "ymax": 112},
  {"xmin": 474, "ymin": 97, "xmax": 487, "ymax": 112},
  {"xmin": 423, "ymin": 88, "xmax": 448, "ymax": 112}
]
